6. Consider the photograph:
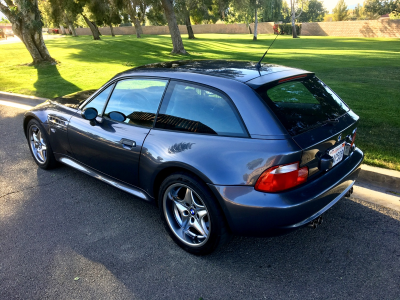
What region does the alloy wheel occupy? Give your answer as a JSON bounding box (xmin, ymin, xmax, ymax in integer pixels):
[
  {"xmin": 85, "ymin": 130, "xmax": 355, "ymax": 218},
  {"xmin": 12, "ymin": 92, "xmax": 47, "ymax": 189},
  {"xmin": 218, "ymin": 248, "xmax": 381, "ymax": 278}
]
[
  {"xmin": 29, "ymin": 125, "xmax": 47, "ymax": 164},
  {"xmin": 163, "ymin": 183, "xmax": 210, "ymax": 247}
]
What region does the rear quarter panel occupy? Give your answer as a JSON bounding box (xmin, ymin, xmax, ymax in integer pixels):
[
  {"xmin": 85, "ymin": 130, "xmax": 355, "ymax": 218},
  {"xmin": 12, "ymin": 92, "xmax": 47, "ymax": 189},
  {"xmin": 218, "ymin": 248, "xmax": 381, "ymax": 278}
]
[{"xmin": 140, "ymin": 129, "xmax": 302, "ymax": 197}]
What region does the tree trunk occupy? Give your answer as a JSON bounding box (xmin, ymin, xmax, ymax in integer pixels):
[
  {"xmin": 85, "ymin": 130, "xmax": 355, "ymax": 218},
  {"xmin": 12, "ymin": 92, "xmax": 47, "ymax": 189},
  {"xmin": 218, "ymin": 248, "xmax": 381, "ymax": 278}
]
[
  {"xmin": 133, "ymin": 19, "xmax": 142, "ymax": 38},
  {"xmin": 183, "ymin": 5, "xmax": 195, "ymax": 39},
  {"xmin": 161, "ymin": 0, "xmax": 188, "ymax": 54},
  {"xmin": 109, "ymin": 24, "xmax": 115, "ymax": 37},
  {"xmin": 68, "ymin": 23, "xmax": 77, "ymax": 37},
  {"xmin": 82, "ymin": 14, "xmax": 101, "ymax": 40},
  {"xmin": 291, "ymin": 0, "xmax": 298, "ymax": 38},
  {"xmin": 92, "ymin": 22, "xmax": 102, "ymax": 36},
  {"xmin": 0, "ymin": 2, "xmax": 55, "ymax": 64},
  {"xmin": 128, "ymin": 1, "xmax": 142, "ymax": 38},
  {"xmin": 253, "ymin": 8, "xmax": 258, "ymax": 40},
  {"xmin": 60, "ymin": 25, "xmax": 66, "ymax": 35}
]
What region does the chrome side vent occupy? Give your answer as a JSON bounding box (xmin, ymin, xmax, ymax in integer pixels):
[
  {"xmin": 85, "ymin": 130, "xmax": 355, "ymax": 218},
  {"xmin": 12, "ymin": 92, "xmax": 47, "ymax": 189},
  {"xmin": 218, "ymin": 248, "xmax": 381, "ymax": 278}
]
[{"xmin": 48, "ymin": 115, "xmax": 68, "ymax": 131}]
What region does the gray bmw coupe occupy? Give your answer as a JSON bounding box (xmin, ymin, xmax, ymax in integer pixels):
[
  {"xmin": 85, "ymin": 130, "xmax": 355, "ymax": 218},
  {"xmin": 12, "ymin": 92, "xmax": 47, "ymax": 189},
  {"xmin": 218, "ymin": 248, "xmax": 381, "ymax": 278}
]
[{"xmin": 24, "ymin": 60, "xmax": 363, "ymax": 254}]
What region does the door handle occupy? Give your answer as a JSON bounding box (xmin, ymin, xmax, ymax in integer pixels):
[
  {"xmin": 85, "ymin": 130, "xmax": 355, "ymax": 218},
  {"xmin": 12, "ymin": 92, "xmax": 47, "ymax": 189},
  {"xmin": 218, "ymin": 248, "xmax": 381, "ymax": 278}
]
[{"xmin": 120, "ymin": 138, "xmax": 136, "ymax": 150}]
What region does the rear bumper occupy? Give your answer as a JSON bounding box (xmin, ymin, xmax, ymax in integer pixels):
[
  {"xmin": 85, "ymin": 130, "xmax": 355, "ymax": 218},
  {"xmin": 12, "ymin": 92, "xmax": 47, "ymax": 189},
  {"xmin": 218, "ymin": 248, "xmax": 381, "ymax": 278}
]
[{"xmin": 208, "ymin": 148, "xmax": 364, "ymax": 236}]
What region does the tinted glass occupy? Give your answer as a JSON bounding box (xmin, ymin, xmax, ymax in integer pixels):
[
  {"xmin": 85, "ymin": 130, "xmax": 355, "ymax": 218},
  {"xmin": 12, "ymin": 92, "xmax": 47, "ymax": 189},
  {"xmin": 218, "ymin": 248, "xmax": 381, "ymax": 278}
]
[
  {"xmin": 256, "ymin": 76, "xmax": 349, "ymax": 136},
  {"xmin": 155, "ymin": 81, "xmax": 247, "ymax": 137},
  {"xmin": 84, "ymin": 85, "xmax": 113, "ymax": 115},
  {"xmin": 104, "ymin": 79, "xmax": 168, "ymax": 128}
]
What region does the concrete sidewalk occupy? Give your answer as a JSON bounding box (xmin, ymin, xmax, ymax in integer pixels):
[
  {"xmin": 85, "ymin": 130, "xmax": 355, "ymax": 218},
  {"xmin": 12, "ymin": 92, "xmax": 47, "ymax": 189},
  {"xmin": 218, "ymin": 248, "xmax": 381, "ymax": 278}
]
[{"xmin": 1, "ymin": 90, "xmax": 399, "ymax": 211}]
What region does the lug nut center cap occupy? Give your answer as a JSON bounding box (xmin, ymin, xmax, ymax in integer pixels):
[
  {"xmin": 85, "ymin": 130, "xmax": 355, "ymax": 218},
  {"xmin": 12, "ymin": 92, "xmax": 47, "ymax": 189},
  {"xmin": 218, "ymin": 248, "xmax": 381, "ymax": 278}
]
[{"xmin": 190, "ymin": 208, "xmax": 195, "ymax": 216}]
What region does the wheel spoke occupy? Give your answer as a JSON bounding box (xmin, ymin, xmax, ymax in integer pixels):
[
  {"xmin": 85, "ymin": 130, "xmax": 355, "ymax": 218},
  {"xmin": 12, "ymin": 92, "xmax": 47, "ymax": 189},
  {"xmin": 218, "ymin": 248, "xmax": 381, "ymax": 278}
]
[
  {"xmin": 197, "ymin": 209, "xmax": 207, "ymax": 218},
  {"xmin": 32, "ymin": 132, "xmax": 39, "ymax": 143},
  {"xmin": 38, "ymin": 148, "xmax": 46, "ymax": 161},
  {"xmin": 183, "ymin": 188, "xmax": 194, "ymax": 206},
  {"xmin": 190, "ymin": 217, "xmax": 207, "ymax": 238}
]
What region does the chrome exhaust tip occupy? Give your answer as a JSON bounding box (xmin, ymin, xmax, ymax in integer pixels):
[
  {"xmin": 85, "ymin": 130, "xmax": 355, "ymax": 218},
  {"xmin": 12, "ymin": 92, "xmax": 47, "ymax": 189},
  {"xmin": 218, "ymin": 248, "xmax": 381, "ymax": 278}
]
[{"xmin": 345, "ymin": 186, "xmax": 354, "ymax": 198}]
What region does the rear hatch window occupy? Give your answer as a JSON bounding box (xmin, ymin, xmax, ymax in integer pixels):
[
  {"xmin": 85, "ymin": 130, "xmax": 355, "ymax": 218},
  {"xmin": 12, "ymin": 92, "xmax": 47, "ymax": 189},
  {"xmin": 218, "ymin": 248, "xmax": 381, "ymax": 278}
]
[{"xmin": 255, "ymin": 76, "xmax": 349, "ymax": 136}]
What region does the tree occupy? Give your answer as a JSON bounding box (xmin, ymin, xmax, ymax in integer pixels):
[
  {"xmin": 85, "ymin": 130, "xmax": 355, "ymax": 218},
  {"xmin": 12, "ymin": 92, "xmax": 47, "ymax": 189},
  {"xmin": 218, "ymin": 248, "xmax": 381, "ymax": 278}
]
[
  {"xmin": 211, "ymin": 0, "xmax": 230, "ymax": 21},
  {"xmin": 147, "ymin": 1, "xmax": 167, "ymax": 25},
  {"xmin": 332, "ymin": 0, "xmax": 348, "ymax": 21},
  {"xmin": 161, "ymin": 0, "xmax": 188, "ymax": 54},
  {"xmin": 124, "ymin": 0, "xmax": 149, "ymax": 38},
  {"xmin": 1, "ymin": 16, "xmax": 10, "ymax": 23},
  {"xmin": 43, "ymin": 0, "xmax": 79, "ymax": 36},
  {"xmin": 175, "ymin": 0, "xmax": 213, "ymax": 39},
  {"xmin": 225, "ymin": 0, "xmax": 281, "ymax": 39},
  {"xmin": 364, "ymin": 0, "xmax": 399, "ymax": 15},
  {"xmin": 86, "ymin": 0, "xmax": 123, "ymax": 37},
  {"xmin": 298, "ymin": 0, "xmax": 327, "ymax": 22},
  {"xmin": 290, "ymin": 0, "xmax": 303, "ymax": 38},
  {"xmin": 259, "ymin": 0, "xmax": 282, "ymax": 22},
  {"xmin": 280, "ymin": 0, "xmax": 291, "ymax": 22},
  {"xmin": 0, "ymin": 0, "xmax": 56, "ymax": 64}
]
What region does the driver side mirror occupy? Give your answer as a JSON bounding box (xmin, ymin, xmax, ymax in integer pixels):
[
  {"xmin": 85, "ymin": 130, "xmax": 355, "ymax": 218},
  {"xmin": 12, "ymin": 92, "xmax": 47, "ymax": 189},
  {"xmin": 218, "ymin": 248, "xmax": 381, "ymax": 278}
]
[{"xmin": 81, "ymin": 107, "xmax": 98, "ymax": 126}]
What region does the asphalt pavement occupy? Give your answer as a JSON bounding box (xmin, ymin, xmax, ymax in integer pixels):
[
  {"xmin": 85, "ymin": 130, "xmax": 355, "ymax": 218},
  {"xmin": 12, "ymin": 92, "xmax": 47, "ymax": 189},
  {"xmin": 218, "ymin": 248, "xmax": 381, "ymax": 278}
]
[{"xmin": 0, "ymin": 97, "xmax": 399, "ymax": 299}]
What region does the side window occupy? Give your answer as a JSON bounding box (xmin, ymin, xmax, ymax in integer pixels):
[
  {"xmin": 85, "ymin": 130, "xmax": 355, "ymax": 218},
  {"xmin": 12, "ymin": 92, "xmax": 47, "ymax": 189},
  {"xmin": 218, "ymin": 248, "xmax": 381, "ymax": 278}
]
[
  {"xmin": 155, "ymin": 81, "xmax": 247, "ymax": 137},
  {"xmin": 84, "ymin": 85, "xmax": 113, "ymax": 116},
  {"xmin": 104, "ymin": 79, "xmax": 168, "ymax": 128}
]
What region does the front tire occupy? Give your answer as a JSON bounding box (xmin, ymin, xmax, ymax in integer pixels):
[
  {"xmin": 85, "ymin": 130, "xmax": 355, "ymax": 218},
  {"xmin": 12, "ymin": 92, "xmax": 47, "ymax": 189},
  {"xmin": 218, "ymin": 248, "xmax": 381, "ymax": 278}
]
[
  {"xmin": 27, "ymin": 119, "xmax": 58, "ymax": 169},
  {"xmin": 158, "ymin": 172, "xmax": 230, "ymax": 255}
]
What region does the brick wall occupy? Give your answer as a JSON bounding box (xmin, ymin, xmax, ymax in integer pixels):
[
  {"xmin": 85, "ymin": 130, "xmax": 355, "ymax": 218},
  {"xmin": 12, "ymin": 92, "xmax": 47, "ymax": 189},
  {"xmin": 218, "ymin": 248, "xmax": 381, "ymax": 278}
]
[
  {"xmin": 74, "ymin": 20, "xmax": 400, "ymax": 38},
  {"xmin": 302, "ymin": 19, "xmax": 400, "ymax": 38},
  {"xmin": 75, "ymin": 23, "xmax": 254, "ymax": 36}
]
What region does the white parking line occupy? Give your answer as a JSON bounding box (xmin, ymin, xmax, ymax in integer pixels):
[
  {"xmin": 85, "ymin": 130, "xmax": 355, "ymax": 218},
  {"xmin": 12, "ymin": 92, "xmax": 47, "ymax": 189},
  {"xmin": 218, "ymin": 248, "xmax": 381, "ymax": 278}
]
[{"xmin": 0, "ymin": 100, "xmax": 33, "ymax": 110}]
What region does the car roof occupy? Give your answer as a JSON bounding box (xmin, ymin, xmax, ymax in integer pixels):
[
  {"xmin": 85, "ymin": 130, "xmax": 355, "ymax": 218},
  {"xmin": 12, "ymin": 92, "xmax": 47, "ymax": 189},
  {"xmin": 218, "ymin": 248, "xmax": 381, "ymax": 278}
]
[{"xmin": 113, "ymin": 60, "xmax": 313, "ymax": 88}]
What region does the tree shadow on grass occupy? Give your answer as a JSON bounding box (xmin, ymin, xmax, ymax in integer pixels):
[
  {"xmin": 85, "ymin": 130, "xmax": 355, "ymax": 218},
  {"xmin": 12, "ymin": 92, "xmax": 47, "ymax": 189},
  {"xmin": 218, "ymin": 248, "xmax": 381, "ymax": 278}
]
[{"xmin": 34, "ymin": 64, "xmax": 81, "ymax": 98}]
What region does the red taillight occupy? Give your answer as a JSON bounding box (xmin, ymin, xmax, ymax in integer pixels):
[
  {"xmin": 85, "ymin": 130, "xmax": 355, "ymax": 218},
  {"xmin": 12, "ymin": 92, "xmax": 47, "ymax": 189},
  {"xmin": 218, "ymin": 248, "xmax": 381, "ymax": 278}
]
[{"xmin": 255, "ymin": 162, "xmax": 308, "ymax": 193}]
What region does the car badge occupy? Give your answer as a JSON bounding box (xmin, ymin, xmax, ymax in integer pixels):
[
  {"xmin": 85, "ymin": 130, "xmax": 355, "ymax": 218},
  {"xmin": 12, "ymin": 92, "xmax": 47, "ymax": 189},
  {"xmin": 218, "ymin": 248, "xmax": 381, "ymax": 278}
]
[
  {"xmin": 190, "ymin": 209, "xmax": 195, "ymax": 215},
  {"xmin": 338, "ymin": 134, "xmax": 342, "ymax": 141}
]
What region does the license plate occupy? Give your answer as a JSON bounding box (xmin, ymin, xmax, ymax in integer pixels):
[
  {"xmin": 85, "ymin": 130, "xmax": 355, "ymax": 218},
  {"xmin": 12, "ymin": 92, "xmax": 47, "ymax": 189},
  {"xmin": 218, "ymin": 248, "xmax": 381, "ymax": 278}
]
[{"xmin": 329, "ymin": 142, "xmax": 346, "ymax": 167}]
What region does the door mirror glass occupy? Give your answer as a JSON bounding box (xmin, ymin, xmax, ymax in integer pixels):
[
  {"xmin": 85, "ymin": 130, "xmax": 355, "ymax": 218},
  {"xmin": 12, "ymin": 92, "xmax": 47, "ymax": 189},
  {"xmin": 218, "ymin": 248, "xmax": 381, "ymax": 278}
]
[
  {"xmin": 82, "ymin": 107, "xmax": 98, "ymax": 120},
  {"xmin": 108, "ymin": 111, "xmax": 126, "ymax": 122}
]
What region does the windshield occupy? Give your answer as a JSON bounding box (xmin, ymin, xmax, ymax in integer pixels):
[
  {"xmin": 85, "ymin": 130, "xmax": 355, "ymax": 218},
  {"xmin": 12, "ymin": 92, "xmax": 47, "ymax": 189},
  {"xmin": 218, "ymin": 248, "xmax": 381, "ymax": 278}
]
[{"xmin": 255, "ymin": 76, "xmax": 349, "ymax": 136}]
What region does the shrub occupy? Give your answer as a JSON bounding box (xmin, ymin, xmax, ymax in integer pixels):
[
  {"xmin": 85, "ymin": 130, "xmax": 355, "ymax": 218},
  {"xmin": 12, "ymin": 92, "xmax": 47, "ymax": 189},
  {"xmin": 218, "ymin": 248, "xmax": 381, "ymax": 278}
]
[
  {"xmin": 276, "ymin": 23, "xmax": 302, "ymax": 35},
  {"xmin": 273, "ymin": 24, "xmax": 279, "ymax": 35}
]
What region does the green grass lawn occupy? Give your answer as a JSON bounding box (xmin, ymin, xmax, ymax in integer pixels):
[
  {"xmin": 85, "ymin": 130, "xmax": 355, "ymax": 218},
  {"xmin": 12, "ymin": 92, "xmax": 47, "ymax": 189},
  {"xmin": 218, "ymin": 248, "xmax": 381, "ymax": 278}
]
[{"xmin": 0, "ymin": 34, "xmax": 399, "ymax": 171}]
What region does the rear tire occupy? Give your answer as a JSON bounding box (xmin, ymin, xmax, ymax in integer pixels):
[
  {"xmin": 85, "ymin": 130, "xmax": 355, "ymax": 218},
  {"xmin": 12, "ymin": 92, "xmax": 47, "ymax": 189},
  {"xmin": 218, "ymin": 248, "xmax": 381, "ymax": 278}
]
[
  {"xmin": 158, "ymin": 172, "xmax": 230, "ymax": 255},
  {"xmin": 26, "ymin": 119, "xmax": 58, "ymax": 169}
]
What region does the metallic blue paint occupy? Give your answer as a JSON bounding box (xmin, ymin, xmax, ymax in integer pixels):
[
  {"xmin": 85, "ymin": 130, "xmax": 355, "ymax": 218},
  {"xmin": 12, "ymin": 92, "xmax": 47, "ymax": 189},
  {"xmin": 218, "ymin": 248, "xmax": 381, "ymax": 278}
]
[{"xmin": 23, "ymin": 60, "xmax": 364, "ymax": 237}]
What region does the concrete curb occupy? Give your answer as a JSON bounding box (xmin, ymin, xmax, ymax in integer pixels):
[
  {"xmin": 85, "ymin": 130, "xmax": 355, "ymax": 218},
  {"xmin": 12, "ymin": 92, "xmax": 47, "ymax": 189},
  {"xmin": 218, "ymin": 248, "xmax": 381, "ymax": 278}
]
[
  {"xmin": 0, "ymin": 91, "xmax": 48, "ymax": 102},
  {"xmin": 358, "ymin": 164, "xmax": 400, "ymax": 191}
]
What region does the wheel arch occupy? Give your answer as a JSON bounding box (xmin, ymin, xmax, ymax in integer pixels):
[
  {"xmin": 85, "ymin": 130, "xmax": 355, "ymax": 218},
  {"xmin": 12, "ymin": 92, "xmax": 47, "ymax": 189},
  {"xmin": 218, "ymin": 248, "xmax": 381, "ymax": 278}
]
[
  {"xmin": 23, "ymin": 115, "xmax": 38, "ymax": 138},
  {"xmin": 151, "ymin": 164, "xmax": 233, "ymax": 233}
]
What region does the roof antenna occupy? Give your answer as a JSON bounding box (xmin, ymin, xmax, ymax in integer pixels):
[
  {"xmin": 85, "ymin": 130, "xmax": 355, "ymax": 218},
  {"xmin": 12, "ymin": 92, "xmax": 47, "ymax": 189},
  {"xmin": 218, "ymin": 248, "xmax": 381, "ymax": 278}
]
[{"xmin": 255, "ymin": 33, "xmax": 279, "ymax": 71}]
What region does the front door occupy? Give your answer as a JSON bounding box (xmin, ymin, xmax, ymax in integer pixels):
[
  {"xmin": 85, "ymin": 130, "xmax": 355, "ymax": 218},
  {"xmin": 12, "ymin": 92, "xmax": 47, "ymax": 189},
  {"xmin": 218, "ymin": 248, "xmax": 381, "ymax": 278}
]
[{"xmin": 68, "ymin": 78, "xmax": 169, "ymax": 186}]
